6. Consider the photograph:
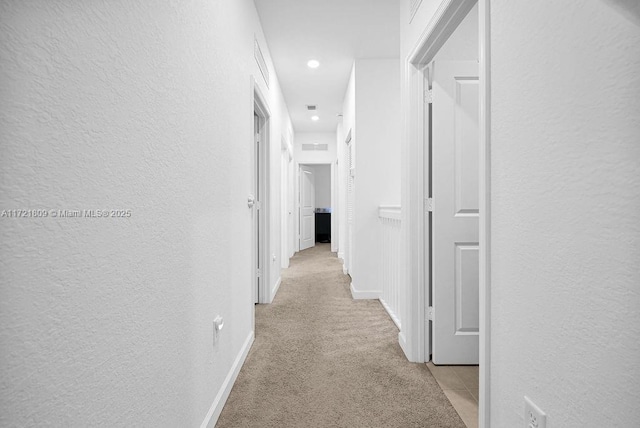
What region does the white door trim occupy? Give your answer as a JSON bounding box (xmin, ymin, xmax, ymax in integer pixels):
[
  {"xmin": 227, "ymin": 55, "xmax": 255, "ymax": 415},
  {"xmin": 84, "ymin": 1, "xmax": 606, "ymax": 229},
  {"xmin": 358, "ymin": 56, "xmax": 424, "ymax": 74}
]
[
  {"xmin": 478, "ymin": 1, "xmax": 491, "ymax": 426},
  {"xmin": 252, "ymin": 77, "xmax": 272, "ymax": 305},
  {"xmin": 402, "ymin": 0, "xmax": 491, "ymax": 426}
]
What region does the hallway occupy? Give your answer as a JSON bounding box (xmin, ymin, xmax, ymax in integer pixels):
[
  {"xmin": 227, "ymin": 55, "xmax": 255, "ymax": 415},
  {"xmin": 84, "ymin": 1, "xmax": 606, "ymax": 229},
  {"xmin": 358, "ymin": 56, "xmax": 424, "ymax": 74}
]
[{"xmin": 216, "ymin": 244, "xmax": 464, "ymax": 427}]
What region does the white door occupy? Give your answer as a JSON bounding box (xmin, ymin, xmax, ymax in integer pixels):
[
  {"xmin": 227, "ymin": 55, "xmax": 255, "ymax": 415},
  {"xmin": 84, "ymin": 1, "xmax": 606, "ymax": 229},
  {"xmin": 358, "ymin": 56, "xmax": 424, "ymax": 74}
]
[
  {"xmin": 299, "ymin": 165, "xmax": 315, "ymax": 251},
  {"xmin": 432, "ymin": 61, "xmax": 479, "ymax": 365}
]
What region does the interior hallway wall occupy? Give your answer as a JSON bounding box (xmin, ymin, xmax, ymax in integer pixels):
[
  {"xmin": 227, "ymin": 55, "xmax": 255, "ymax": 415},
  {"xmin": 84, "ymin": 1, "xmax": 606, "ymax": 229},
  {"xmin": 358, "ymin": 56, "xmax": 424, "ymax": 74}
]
[
  {"xmin": 489, "ymin": 1, "xmax": 640, "ymax": 426},
  {"xmin": 337, "ymin": 123, "xmax": 346, "ymax": 261},
  {"xmin": 0, "ymin": 0, "xmax": 293, "ymax": 426},
  {"xmin": 339, "ymin": 66, "xmax": 356, "ymax": 268},
  {"xmin": 310, "ymin": 165, "xmax": 331, "ymax": 209},
  {"xmin": 342, "ymin": 59, "xmax": 401, "ymax": 297}
]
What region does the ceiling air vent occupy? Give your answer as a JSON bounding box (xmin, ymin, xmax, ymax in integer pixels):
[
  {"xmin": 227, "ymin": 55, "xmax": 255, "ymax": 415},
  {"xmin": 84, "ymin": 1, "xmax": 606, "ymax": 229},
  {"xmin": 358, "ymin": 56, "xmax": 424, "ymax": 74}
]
[
  {"xmin": 306, "ymin": 105, "xmax": 317, "ymax": 111},
  {"xmin": 302, "ymin": 144, "xmax": 328, "ymax": 151}
]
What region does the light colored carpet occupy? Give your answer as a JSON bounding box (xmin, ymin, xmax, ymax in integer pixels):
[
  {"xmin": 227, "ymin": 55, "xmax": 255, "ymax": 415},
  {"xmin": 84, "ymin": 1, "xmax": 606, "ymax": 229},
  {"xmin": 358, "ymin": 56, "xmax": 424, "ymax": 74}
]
[{"xmin": 216, "ymin": 244, "xmax": 465, "ymax": 428}]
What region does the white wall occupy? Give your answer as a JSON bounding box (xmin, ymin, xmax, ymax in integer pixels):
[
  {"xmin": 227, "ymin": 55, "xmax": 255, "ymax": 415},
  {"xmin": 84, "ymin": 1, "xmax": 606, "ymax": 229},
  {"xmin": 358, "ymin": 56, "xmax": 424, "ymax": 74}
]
[
  {"xmin": 345, "ymin": 59, "xmax": 402, "ymax": 296},
  {"xmin": 338, "ymin": 66, "xmax": 356, "ymax": 264},
  {"xmin": 490, "ymin": 1, "xmax": 640, "ymax": 426},
  {"xmin": 309, "ymin": 165, "xmax": 331, "ymax": 208},
  {"xmin": 401, "ymin": 0, "xmax": 640, "ymax": 426},
  {"xmin": 0, "ymin": 1, "xmax": 292, "ymax": 426},
  {"xmin": 267, "ymin": 69, "xmax": 295, "ymax": 297},
  {"xmin": 433, "ymin": 3, "xmax": 478, "ymax": 62},
  {"xmin": 337, "ymin": 122, "xmax": 346, "ymax": 260}
]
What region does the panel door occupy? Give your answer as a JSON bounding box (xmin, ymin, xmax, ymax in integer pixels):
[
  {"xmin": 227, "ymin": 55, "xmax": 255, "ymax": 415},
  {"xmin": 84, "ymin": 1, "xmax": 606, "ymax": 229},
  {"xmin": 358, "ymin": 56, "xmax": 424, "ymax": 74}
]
[
  {"xmin": 300, "ymin": 165, "xmax": 315, "ymax": 251},
  {"xmin": 432, "ymin": 61, "xmax": 480, "ymax": 364}
]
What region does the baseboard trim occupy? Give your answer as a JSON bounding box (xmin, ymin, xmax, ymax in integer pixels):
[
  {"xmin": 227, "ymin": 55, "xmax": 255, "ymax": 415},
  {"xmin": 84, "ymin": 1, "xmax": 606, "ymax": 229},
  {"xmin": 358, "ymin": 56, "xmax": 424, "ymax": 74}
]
[
  {"xmin": 200, "ymin": 331, "xmax": 254, "ymax": 428},
  {"xmin": 271, "ymin": 277, "xmax": 282, "ymax": 302},
  {"xmin": 398, "ymin": 331, "xmax": 410, "ymax": 361},
  {"xmin": 379, "ymin": 298, "xmax": 401, "ymax": 330},
  {"xmin": 338, "ymin": 251, "xmax": 344, "ymax": 260},
  {"xmin": 349, "ymin": 283, "xmax": 381, "ymax": 300}
]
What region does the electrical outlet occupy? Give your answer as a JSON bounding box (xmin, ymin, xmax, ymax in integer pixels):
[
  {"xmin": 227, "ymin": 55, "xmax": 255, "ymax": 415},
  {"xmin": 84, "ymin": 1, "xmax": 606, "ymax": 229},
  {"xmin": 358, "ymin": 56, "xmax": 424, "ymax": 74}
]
[{"xmin": 524, "ymin": 396, "xmax": 546, "ymax": 428}]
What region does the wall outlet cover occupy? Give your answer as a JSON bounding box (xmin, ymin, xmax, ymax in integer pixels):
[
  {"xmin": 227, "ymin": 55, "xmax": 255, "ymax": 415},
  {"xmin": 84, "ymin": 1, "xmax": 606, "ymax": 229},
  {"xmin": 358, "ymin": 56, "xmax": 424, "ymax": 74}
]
[{"xmin": 524, "ymin": 396, "xmax": 546, "ymax": 428}]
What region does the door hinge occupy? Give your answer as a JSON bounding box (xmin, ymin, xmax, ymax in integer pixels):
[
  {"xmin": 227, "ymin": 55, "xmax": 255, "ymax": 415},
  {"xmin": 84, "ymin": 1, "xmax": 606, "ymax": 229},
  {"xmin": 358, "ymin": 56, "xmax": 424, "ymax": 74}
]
[
  {"xmin": 256, "ymin": 201, "xmax": 262, "ymax": 210},
  {"xmin": 425, "ymin": 89, "xmax": 433, "ymax": 104},
  {"xmin": 256, "ymin": 268, "xmax": 261, "ymax": 278},
  {"xmin": 427, "ymin": 306, "xmax": 434, "ymax": 321},
  {"xmin": 425, "ymin": 197, "xmax": 434, "ymax": 213}
]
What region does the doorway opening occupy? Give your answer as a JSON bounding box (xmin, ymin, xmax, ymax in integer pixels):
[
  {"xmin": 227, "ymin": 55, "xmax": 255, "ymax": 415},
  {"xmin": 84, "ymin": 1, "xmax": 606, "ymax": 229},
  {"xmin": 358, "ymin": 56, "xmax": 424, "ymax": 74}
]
[
  {"xmin": 252, "ymin": 79, "xmax": 271, "ymax": 307},
  {"xmin": 296, "ymin": 162, "xmax": 336, "ymax": 253},
  {"xmin": 404, "ymin": 0, "xmax": 490, "ymax": 426},
  {"xmin": 281, "ymin": 136, "xmax": 293, "ymax": 269}
]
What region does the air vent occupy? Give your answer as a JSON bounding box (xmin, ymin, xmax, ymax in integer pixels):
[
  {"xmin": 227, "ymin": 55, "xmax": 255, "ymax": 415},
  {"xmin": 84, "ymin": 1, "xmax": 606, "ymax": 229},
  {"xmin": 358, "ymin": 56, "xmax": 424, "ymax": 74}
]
[
  {"xmin": 306, "ymin": 105, "xmax": 317, "ymax": 111},
  {"xmin": 302, "ymin": 144, "xmax": 328, "ymax": 151}
]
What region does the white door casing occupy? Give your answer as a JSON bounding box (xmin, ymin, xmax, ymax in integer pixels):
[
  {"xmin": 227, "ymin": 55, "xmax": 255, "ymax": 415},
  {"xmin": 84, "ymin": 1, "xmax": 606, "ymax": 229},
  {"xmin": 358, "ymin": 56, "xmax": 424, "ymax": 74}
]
[
  {"xmin": 432, "ymin": 60, "xmax": 479, "ymax": 365},
  {"xmin": 253, "ymin": 112, "xmax": 264, "ymax": 304},
  {"xmin": 252, "ymin": 78, "xmax": 271, "ymax": 305},
  {"xmin": 299, "ymin": 165, "xmax": 315, "ymax": 251},
  {"xmin": 345, "ymin": 133, "xmax": 354, "ymax": 274}
]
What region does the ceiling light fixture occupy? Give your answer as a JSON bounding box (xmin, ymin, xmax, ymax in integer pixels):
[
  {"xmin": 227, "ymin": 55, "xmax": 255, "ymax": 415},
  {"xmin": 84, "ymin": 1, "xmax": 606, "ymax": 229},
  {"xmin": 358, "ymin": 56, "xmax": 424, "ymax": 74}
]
[
  {"xmin": 311, "ymin": 115, "xmax": 319, "ymax": 121},
  {"xmin": 307, "ymin": 59, "xmax": 320, "ymax": 69}
]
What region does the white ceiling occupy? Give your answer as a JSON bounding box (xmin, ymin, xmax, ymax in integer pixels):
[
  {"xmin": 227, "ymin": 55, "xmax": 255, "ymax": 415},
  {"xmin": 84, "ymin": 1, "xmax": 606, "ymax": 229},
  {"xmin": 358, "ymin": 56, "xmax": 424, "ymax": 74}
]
[{"xmin": 254, "ymin": 0, "xmax": 400, "ymax": 133}]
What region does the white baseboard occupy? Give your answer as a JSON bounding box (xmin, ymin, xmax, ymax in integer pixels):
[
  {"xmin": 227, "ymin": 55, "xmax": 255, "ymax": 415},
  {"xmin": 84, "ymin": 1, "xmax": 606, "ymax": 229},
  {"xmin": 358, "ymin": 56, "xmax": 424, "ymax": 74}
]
[
  {"xmin": 271, "ymin": 277, "xmax": 282, "ymax": 302},
  {"xmin": 349, "ymin": 283, "xmax": 381, "ymax": 300},
  {"xmin": 379, "ymin": 298, "xmax": 401, "ymax": 330},
  {"xmin": 338, "ymin": 251, "xmax": 344, "ymax": 260},
  {"xmin": 200, "ymin": 331, "xmax": 254, "ymax": 428},
  {"xmin": 342, "ymin": 265, "xmax": 348, "ymax": 275},
  {"xmin": 398, "ymin": 331, "xmax": 410, "ymax": 361}
]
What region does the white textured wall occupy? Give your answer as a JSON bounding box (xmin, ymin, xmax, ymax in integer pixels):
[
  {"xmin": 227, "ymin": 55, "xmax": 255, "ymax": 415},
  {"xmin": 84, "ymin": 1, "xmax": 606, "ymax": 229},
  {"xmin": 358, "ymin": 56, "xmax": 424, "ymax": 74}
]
[
  {"xmin": 311, "ymin": 165, "xmax": 332, "ymax": 209},
  {"xmin": 0, "ymin": 0, "xmax": 292, "ymax": 426},
  {"xmin": 433, "ymin": 3, "xmax": 477, "ymax": 62},
  {"xmin": 351, "ymin": 59, "xmax": 401, "ymax": 294},
  {"xmin": 340, "ymin": 66, "xmax": 356, "ymax": 265},
  {"xmin": 337, "ymin": 122, "xmax": 346, "ymax": 259},
  {"xmin": 490, "ymin": 1, "xmax": 640, "ymax": 426}
]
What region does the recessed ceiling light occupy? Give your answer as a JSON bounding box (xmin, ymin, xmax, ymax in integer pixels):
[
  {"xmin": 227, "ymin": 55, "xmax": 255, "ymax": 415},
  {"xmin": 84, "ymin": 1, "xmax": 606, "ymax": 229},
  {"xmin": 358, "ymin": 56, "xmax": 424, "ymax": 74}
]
[
  {"xmin": 307, "ymin": 60, "xmax": 320, "ymax": 69},
  {"xmin": 311, "ymin": 115, "xmax": 319, "ymax": 121}
]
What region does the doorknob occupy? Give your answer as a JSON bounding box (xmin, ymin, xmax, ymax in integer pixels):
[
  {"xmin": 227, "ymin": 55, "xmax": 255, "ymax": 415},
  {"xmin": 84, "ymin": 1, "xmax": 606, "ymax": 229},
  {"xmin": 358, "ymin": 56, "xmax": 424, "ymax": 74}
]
[{"xmin": 247, "ymin": 195, "xmax": 255, "ymax": 208}]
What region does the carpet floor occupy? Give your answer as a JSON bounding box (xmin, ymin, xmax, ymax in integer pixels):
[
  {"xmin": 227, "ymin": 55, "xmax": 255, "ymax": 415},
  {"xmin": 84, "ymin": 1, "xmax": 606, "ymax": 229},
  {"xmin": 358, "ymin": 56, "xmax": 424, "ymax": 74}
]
[{"xmin": 216, "ymin": 244, "xmax": 465, "ymax": 428}]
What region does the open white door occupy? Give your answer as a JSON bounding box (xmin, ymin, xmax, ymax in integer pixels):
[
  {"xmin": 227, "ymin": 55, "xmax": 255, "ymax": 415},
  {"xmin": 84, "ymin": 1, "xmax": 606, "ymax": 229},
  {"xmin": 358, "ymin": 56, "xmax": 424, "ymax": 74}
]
[
  {"xmin": 432, "ymin": 61, "xmax": 479, "ymax": 365},
  {"xmin": 299, "ymin": 165, "xmax": 315, "ymax": 251}
]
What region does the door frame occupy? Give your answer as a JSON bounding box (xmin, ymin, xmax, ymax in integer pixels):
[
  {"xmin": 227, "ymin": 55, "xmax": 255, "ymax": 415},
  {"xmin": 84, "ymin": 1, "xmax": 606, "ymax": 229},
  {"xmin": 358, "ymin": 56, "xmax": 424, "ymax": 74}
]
[
  {"xmin": 402, "ymin": 0, "xmax": 491, "ymax": 426},
  {"xmin": 295, "ymin": 161, "xmax": 336, "ymax": 252},
  {"xmin": 252, "ymin": 77, "xmax": 271, "ymax": 305},
  {"xmin": 281, "ymin": 135, "xmax": 293, "ymax": 268},
  {"xmin": 343, "ymin": 130, "xmax": 353, "ymax": 274}
]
